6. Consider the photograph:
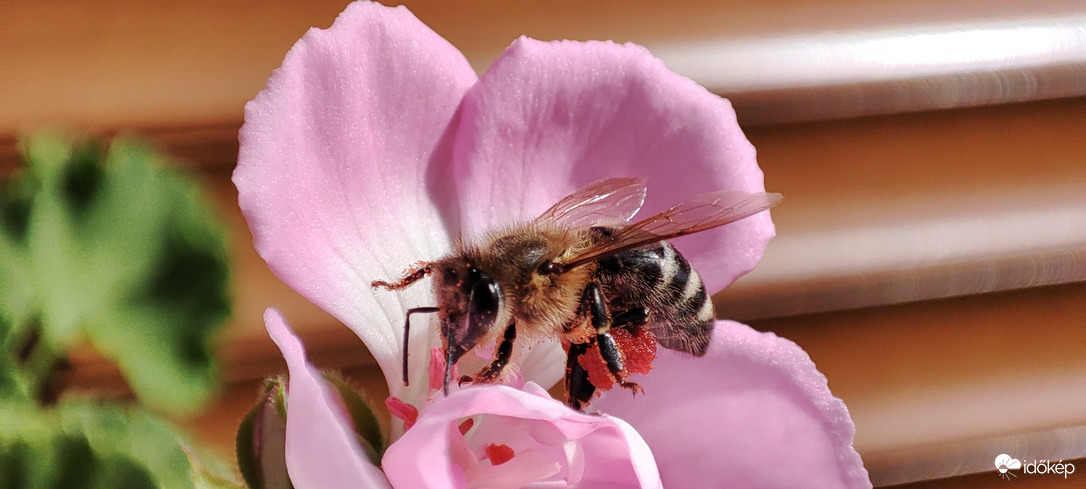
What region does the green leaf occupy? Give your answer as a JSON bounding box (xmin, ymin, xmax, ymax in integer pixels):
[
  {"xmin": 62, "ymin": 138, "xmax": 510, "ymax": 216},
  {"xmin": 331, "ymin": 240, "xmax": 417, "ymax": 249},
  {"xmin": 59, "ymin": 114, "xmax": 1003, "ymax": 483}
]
[
  {"xmin": 0, "ymin": 438, "xmax": 31, "ymax": 489},
  {"xmin": 64, "ymin": 402, "xmax": 195, "ymax": 489},
  {"xmin": 188, "ymin": 442, "xmax": 245, "ymax": 489},
  {"xmin": 191, "ymin": 468, "xmax": 245, "ymax": 489},
  {"xmin": 6, "ymin": 133, "xmax": 231, "ymax": 413},
  {"xmin": 51, "ymin": 434, "xmax": 98, "ymax": 489},
  {"xmin": 0, "ymin": 318, "xmax": 32, "ymax": 400},
  {"xmin": 0, "ymin": 400, "xmax": 195, "ymax": 489},
  {"xmin": 0, "ymin": 172, "xmax": 39, "ymax": 365}
]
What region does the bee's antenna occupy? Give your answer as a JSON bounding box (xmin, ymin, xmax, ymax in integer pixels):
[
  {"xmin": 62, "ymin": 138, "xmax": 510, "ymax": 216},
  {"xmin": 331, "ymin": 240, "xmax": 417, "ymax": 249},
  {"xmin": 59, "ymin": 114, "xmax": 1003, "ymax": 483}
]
[{"xmin": 371, "ymin": 261, "xmax": 433, "ymax": 290}]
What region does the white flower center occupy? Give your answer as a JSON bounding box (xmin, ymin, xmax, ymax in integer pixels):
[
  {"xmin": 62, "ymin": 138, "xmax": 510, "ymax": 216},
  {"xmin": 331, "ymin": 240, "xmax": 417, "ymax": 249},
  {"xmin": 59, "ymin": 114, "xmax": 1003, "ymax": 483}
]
[{"xmin": 453, "ymin": 414, "xmax": 585, "ymax": 489}]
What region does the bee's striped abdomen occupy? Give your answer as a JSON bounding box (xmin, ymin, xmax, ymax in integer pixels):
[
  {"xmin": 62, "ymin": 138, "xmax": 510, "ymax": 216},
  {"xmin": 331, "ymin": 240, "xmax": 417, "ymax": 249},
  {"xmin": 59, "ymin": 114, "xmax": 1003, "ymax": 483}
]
[{"xmin": 596, "ymin": 241, "xmax": 714, "ymax": 356}]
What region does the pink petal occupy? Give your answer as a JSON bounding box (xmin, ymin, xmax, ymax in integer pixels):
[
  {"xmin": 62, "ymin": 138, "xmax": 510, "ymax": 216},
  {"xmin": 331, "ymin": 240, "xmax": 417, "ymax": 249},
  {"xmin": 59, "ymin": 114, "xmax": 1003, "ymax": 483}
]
[
  {"xmin": 451, "ymin": 37, "xmax": 775, "ymax": 294},
  {"xmin": 264, "ymin": 309, "xmax": 391, "ymax": 489},
  {"xmin": 235, "ymin": 1, "xmax": 477, "ymax": 398},
  {"xmin": 591, "ymin": 321, "xmax": 871, "ymax": 488},
  {"xmin": 382, "ymin": 383, "xmax": 662, "ymax": 488}
]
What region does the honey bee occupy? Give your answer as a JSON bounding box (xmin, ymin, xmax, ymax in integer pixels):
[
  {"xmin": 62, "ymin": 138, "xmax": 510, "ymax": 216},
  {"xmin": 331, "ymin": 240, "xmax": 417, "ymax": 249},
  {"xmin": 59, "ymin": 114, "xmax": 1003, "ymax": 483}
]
[{"xmin": 372, "ymin": 177, "xmax": 781, "ymax": 409}]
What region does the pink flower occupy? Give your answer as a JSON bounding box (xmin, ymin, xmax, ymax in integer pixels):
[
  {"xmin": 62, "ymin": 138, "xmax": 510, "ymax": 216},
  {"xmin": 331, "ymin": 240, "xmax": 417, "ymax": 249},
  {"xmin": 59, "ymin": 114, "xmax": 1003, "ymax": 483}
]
[
  {"xmin": 592, "ymin": 321, "xmax": 870, "ymax": 487},
  {"xmin": 384, "ymin": 377, "xmax": 661, "ymax": 488},
  {"xmin": 235, "ymin": 1, "xmax": 870, "ymax": 488},
  {"xmin": 264, "ymin": 309, "xmax": 392, "ymax": 489},
  {"xmin": 265, "ymin": 308, "xmax": 661, "ymax": 488}
]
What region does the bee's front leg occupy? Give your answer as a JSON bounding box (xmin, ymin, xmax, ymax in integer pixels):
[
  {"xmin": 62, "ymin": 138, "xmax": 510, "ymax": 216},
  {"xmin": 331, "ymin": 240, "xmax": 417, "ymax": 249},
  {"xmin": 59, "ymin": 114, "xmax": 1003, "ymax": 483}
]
[{"xmin": 459, "ymin": 320, "xmax": 516, "ymax": 385}]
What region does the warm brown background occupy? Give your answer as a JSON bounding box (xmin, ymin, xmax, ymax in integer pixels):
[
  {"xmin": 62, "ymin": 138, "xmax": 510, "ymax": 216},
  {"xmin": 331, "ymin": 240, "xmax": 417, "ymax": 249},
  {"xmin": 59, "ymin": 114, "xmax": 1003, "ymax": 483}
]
[{"xmin": 5, "ymin": 1, "xmax": 1085, "ymax": 487}]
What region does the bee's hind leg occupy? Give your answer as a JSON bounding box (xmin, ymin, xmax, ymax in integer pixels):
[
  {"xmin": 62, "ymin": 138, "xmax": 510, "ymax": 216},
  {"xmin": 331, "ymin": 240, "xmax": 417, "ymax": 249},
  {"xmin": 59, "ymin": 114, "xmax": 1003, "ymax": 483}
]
[
  {"xmin": 565, "ymin": 304, "xmax": 650, "ymax": 410},
  {"xmin": 582, "ymin": 282, "xmax": 643, "ymax": 395},
  {"xmin": 596, "ymin": 332, "xmax": 643, "ymax": 395},
  {"xmin": 565, "ymin": 341, "xmax": 595, "ymax": 411},
  {"xmin": 460, "ymin": 320, "xmax": 516, "ymax": 385}
]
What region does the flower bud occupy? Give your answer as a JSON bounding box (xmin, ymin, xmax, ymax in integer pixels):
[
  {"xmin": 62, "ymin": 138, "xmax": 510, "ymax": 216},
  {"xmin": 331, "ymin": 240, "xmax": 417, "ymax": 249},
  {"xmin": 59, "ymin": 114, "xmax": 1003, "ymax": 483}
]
[
  {"xmin": 320, "ymin": 371, "xmax": 386, "ymax": 464},
  {"xmin": 236, "ymin": 376, "xmax": 291, "ymax": 489}
]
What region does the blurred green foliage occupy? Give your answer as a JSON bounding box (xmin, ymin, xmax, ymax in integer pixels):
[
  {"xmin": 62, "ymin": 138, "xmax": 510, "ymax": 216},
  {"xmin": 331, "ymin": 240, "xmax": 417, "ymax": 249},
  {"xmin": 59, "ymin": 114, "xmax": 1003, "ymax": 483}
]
[
  {"xmin": 0, "ymin": 402, "xmax": 188, "ymax": 489},
  {"xmin": 0, "ymin": 132, "xmax": 235, "ymax": 488}
]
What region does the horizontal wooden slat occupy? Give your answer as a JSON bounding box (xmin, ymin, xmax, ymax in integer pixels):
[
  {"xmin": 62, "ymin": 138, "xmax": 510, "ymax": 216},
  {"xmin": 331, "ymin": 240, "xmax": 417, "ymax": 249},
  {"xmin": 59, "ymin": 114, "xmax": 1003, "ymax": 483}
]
[
  {"xmin": 3, "ymin": 0, "xmax": 1084, "ymax": 135},
  {"xmin": 717, "ymin": 97, "xmax": 1086, "ymax": 319},
  {"xmin": 887, "ymin": 460, "xmax": 1085, "ymax": 489},
  {"xmin": 749, "ymin": 282, "xmax": 1086, "ymax": 485}
]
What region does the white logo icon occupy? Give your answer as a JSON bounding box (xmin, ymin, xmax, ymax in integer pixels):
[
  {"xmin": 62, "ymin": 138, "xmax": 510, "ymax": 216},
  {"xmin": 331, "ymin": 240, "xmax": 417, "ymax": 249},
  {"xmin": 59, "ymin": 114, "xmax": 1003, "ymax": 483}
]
[{"xmin": 995, "ymin": 454, "xmax": 1022, "ymax": 480}]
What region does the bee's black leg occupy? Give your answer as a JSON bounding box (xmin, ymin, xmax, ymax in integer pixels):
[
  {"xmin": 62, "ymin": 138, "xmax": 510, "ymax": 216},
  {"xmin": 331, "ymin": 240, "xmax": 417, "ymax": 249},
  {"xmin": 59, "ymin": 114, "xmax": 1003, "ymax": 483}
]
[
  {"xmin": 596, "ymin": 331, "xmax": 644, "ymax": 394},
  {"xmin": 582, "ymin": 282, "xmax": 642, "ymax": 394},
  {"xmin": 565, "ymin": 305, "xmax": 651, "ymax": 409},
  {"xmin": 460, "ymin": 320, "xmax": 516, "ymax": 385},
  {"xmin": 583, "ymin": 281, "xmax": 612, "ymax": 331},
  {"xmin": 565, "ymin": 341, "xmax": 595, "ymax": 410}
]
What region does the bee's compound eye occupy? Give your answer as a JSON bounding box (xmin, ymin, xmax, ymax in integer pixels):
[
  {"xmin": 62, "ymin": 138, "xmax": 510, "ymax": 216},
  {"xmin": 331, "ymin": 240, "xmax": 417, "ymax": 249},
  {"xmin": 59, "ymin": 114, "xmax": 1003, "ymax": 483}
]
[
  {"xmin": 472, "ymin": 276, "xmax": 500, "ymax": 312},
  {"xmin": 464, "ymin": 273, "xmax": 501, "ymax": 342}
]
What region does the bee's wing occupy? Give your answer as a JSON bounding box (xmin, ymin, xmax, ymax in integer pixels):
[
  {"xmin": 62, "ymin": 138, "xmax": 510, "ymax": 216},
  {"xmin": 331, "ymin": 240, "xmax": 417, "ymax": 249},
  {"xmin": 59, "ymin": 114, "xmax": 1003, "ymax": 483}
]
[
  {"xmin": 535, "ymin": 177, "xmax": 648, "ymax": 228},
  {"xmin": 560, "ymin": 191, "xmax": 783, "ymax": 269}
]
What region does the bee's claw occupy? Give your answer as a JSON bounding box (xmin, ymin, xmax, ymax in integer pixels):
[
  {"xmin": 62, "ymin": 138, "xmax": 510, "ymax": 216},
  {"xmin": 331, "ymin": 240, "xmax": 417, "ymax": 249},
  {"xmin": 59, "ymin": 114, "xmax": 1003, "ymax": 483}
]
[
  {"xmin": 470, "ymin": 370, "xmax": 504, "ymax": 385},
  {"xmin": 620, "ymin": 381, "xmax": 643, "ymax": 395}
]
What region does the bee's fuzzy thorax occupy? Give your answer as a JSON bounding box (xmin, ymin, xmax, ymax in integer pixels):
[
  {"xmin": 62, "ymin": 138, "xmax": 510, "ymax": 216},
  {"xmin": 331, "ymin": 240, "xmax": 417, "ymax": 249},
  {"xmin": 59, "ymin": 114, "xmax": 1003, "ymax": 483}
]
[{"xmin": 466, "ymin": 221, "xmax": 592, "ymax": 337}]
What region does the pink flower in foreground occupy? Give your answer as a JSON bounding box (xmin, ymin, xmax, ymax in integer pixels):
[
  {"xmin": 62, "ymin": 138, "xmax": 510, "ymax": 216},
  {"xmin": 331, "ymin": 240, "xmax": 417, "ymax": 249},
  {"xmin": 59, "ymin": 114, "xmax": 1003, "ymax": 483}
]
[
  {"xmin": 265, "ymin": 308, "xmax": 660, "ymax": 488},
  {"xmin": 385, "ymin": 375, "xmax": 661, "ymax": 488},
  {"xmin": 264, "ymin": 309, "xmax": 392, "ymax": 489},
  {"xmin": 235, "ymin": 1, "xmax": 870, "ymax": 488}
]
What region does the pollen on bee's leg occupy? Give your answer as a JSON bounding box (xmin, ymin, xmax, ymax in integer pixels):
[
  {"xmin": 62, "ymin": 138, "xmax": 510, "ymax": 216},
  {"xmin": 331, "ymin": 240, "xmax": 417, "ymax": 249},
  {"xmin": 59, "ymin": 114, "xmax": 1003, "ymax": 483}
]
[
  {"xmin": 576, "ymin": 328, "xmax": 658, "ymax": 392},
  {"xmin": 618, "ymin": 327, "xmax": 657, "ymax": 375},
  {"xmin": 385, "ymin": 397, "xmax": 419, "ymax": 431},
  {"xmin": 484, "ymin": 443, "xmax": 516, "ymax": 466},
  {"xmin": 576, "ymin": 345, "xmax": 616, "ymax": 392}
]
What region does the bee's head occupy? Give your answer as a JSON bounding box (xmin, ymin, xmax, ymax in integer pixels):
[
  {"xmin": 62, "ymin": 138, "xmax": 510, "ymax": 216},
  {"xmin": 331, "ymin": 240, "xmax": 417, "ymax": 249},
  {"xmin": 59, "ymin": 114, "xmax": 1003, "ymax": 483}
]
[{"xmin": 433, "ymin": 258, "xmax": 504, "ymax": 392}]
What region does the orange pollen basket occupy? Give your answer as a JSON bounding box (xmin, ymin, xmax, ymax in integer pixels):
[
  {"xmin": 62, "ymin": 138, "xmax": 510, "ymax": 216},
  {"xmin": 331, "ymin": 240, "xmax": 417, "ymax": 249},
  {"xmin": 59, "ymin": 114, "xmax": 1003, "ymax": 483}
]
[{"xmin": 576, "ymin": 327, "xmax": 658, "ymax": 391}]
